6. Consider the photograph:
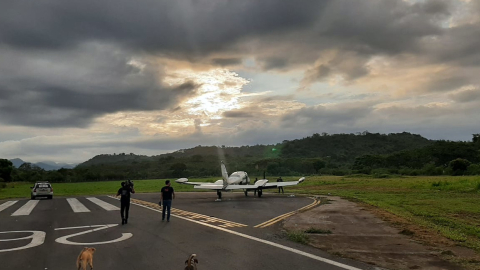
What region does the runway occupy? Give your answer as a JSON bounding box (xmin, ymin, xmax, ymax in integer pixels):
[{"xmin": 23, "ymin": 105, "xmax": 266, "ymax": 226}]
[{"xmin": 0, "ymin": 192, "xmax": 372, "ymax": 270}]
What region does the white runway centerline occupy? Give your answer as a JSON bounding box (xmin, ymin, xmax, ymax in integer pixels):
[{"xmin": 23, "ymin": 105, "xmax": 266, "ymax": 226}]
[
  {"xmin": 11, "ymin": 200, "xmax": 39, "ymax": 216},
  {"xmin": 86, "ymin": 197, "xmax": 119, "ymax": 211},
  {"xmin": 0, "ymin": 201, "xmax": 18, "ymax": 212},
  {"xmin": 67, "ymin": 198, "xmax": 90, "ymax": 213}
]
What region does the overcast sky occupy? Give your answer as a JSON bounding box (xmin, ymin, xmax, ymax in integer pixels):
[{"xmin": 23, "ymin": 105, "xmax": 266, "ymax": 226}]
[{"xmin": 1, "ymin": 0, "xmax": 480, "ymax": 163}]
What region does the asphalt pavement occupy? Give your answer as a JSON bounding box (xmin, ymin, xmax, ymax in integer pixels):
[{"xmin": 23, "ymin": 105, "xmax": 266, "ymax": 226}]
[{"xmin": 0, "ymin": 192, "xmax": 373, "ymax": 270}]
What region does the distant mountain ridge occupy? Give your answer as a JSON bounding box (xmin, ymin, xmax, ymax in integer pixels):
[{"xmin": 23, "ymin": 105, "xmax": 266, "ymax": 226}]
[
  {"xmin": 9, "ymin": 158, "xmax": 77, "ymax": 171},
  {"xmin": 77, "ymin": 131, "xmax": 434, "ymax": 168}
]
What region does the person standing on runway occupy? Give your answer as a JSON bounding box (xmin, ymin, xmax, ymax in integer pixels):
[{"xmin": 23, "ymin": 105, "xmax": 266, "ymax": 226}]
[
  {"xmin": 277, "ymin": 177, "xmax": 284, "ymax": 194},
  {"xmin": 117, "ymin": 180, "xmax": 135, "ymax": 225},
  {"xmin": 160, "ymin": 180, "xmax": 175, "ymax": 222}
]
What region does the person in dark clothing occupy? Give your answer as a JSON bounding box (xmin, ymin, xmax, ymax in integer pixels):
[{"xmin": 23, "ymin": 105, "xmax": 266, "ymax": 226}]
[
  {"xmin": 277, "ymin": 177, "xmax": 284, "ymax": 194},
  {"xmin": 160, "ymin": 180, "xmax": 175, "ymax": 222},
  {"xmin": 117, "ymin": 180, "xmax": 135, "ymax": 225}
]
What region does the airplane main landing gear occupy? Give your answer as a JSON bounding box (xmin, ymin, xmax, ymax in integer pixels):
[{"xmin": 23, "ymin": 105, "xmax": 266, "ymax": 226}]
[
  {"xmin": 244, "ymin": 190, "xmax": 248, "ymax": 197},
  {"xmin": 257, "ymin": 189, "xmax": 263, "ymax": 198},
  {"xmin": 216, "ymin": 190, "xmax": 222, "ymax": 202}
]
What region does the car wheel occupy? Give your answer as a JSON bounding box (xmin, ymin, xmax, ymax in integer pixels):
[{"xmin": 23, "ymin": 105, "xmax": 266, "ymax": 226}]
[
  {"xmin": 48, "ymin": 195, "xmax": 53, "ymax": 200},
  {"xmin": 31, "ymin": 195, "xmax": 35, "ymax": 200}
]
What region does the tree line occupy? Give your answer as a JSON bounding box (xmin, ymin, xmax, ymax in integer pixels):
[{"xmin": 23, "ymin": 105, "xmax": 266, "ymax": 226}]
[{"xmin": 1, "ymin": 132, "xmax": 479, "ymax": 185}]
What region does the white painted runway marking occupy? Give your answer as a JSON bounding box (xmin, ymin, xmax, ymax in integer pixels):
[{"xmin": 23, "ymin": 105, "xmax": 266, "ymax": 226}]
[
  {"xmin": 0, "ymin": 201, "xmax": 18, "ymax": 212},
  {"xmin": 86, "ymin": 197, "xmax": 119, "ymax": 211},
  {"xmin": 66, "ymin": 198, "xmax": 90, "ymax": 213},
  {"xmin": 0, "ymin": 231, "xmax": 46, "ymax": 253},
  {"xmin": 11, "ymin": 200, "xmax": 39, "ymax": 216},
  {"xmin": 130, "ymin": 200, "xmax": 362, "ymax": 270},
  {"xmin": 55, "ymin": 224, "xmax": 132, "ymax": 245}
]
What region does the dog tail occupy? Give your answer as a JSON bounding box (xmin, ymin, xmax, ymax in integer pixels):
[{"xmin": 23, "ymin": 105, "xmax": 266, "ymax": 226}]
[{"xmin": 187, "ymin": 254, "xmax": 197, "ymax": 267}]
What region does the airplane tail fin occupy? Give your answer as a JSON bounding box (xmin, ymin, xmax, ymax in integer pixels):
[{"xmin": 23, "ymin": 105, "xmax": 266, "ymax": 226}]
[{"xmin": 221, "ymin": 161, "xmax": 229, "ymax": 187}]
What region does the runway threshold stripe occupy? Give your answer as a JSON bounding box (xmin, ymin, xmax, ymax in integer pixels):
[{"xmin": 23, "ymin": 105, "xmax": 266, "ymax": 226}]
[
  {"xmin": 130, "ymin": 198, "xmax": 361, "ymax": 270},
  {"xmin": 67, "ymin": 198, "xmax": 90, "ymax": 212},
  {"xmin": 86, "ymin": 197, "xmax": 119, "ymax": 211},
  {"xmin": 0, "ymin": 201, "xmax": 18, "ymax": 212},
  {"xmin": 11, "ymin": 200, "xmax": 39, "ymax": 216}
]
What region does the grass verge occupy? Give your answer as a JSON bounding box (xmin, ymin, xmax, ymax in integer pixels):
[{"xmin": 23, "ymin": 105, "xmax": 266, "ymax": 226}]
[
  {"xmin": 304, "ymin": 227, "xmax": 332, "ymax": 234},
  {"xmin": 288, "ymin": 175, "xmax": 480, "ymax": 253},
  {"xmin": 285, "ymin": 230, "xmax": 309, "ymax": 245}
]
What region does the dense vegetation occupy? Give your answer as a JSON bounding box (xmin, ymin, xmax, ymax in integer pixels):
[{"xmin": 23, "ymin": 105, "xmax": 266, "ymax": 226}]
[{"xmin": 1, "ymin": 131, "xmax": 480, "ymax": 184}]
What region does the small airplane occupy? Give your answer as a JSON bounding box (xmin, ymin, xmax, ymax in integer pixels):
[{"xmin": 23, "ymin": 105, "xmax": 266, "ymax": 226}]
[{"xmin": 175, "ymin": 161, "xmax": 305, "ymax": 201}]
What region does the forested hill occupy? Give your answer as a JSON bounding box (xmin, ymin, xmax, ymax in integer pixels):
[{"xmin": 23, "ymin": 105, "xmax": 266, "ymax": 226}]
[
  {"xmin": 78, "ymin": 144, "xmax": 277, "ymax": 167},
  {"xmin": 7, "ymin": 132, "xmax": 480, "ymax": 183},
  {"xmin": 78, "ymin": 153, "xmax": 151, "ymax": 167},
  {"xmin": 280, "ymin": 132, "xmax": 433, "ymax": 163},
  {"xmin": 78, "ymin": 132, "xmax": 432, "ymax": 168}
]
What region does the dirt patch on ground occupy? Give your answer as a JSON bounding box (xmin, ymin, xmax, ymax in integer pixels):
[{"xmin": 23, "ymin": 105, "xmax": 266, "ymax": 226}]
[{"xmin": 283, "ymin": 196, "xmax": 480, "ymax": 270}]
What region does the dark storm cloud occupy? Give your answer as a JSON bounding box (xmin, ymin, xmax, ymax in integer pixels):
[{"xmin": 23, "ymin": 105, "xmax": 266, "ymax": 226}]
[
  {"xmin": 424, "ymin": 74, "xmax": 470, "ymax": 93},
  {"xmin": 259, "ymin": 57, "xmax": 289, "ymax": 70},
  {"xmin": 0, "ymin": 0, "xmax": 478, "ymax": 129},
  {"xmin": 427, "ymin": 23, "xmax": 480, "ymax": 66},
  {"xmin": 307, "ymin": 65, "xmax": 331, "ymax": 81},
  {"xmin": 0, "ymin": 0, "xmax": 328, "ymax": 54},
  {"xmin": 258, "ymin": 95, "xmax": 295, "ymax": 102},
  {"xmin": 449, "ymin": 88, "xmax": 480, "ymax": 103},
  {"xmin": 0, "ymin": 0, "xmax": 452, "ymax": 57},
  {"xmin": 281, "ymin": 103, "xmax": 374, "ymax": 128},
  {"xmin": 0, "ymin": 44, "xmax": 198, "ymax": 127},
  {"xmin": 223, "ymin": 111, "xmax": 254, "ymax": 118},
  {"xmin": 210, "ymin": 58, "xmax": 243, "ymax": 67}
]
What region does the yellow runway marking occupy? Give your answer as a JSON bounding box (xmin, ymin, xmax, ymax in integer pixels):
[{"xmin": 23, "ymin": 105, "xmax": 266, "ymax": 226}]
[
  {"xmin": 111, "ymin": 196, "xmax": 361, "ymax": 270},
  {"xmin": 113, "ymin": 197, "xmax": 248, "ymax": 228},
  {"xmin": 254, "ymin": 197, "xmax": 322, "ymax": 228}
]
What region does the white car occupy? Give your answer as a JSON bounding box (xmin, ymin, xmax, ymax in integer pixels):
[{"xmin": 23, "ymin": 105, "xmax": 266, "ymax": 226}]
[{"xmin": 31, "ymin": 182, "xmax": 53, "ymax": 200}]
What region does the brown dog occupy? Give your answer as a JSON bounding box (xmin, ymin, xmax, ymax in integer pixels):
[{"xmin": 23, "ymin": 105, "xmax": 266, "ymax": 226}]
[
  {"xmin": 76, "ymin": 247, "xmax": 96, "ymax": 270},
  {"xmin": 184, "ymin": 254, "xmax": 198, "ymax": 270}
]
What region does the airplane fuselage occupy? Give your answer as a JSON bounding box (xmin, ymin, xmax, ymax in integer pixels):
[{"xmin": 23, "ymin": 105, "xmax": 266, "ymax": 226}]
[{"xmin": 227, "ymin": 171, "xmax": 250, "ymax": 185}]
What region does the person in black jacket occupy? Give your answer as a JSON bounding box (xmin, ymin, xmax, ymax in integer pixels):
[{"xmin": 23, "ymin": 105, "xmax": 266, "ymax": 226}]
[
  {"xmin": 117, "ymin": 180, "xmax": 135, "ymax": 225},
  {"xmin": 160, "ymin": 180, "xmax": 175, "ymax": 222},
  {"xmin": 277, "ymin": 177, "xmax": 284, "ymax": 194}
]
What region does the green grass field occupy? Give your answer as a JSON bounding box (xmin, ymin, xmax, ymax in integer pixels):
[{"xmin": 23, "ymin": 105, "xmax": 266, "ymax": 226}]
[
  {"xmin": 287, "ymin": 175, "xmax": 480, "ymax": 252},
  {"xmin": 1, "ymin": 175, "xmax": 480, "ymax": 252},
  {"xmin": 0, "ymin": 178, "xmax": 216, "ymax": 199}
]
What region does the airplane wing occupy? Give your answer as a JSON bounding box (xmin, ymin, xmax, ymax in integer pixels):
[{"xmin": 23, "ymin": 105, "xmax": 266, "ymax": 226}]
[
  {"xmin": 263, "ymin": 177, "xmax": 305, "ymax": 188},
  {"xmin": 193, "ymin": 185, "xmax": 224, "ymax": 190},
  {"xmin": 192, "ymin": 179, "xmax": 270, "ymax": 190},
  {"xmin": 175, "ymin": 178, "xmax": 223, "ymax": 186}
]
